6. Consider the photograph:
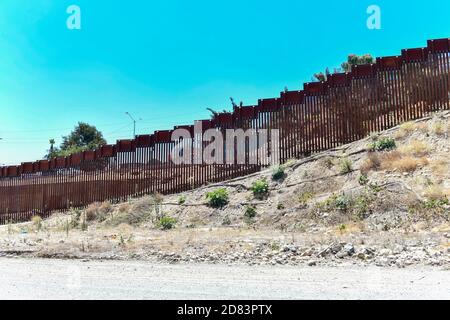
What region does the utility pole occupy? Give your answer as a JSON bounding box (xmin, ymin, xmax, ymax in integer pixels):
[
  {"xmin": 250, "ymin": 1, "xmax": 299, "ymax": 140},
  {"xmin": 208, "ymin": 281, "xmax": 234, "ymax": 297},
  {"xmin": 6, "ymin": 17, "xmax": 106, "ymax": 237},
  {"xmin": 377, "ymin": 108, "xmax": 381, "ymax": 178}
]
[
  {"xmin": 0, "ymin": 139, "xmax": 4, "ymax": 167},
  {"xmin": 125, "ymin": 112, "xmax": 141, "ymax": 138}
]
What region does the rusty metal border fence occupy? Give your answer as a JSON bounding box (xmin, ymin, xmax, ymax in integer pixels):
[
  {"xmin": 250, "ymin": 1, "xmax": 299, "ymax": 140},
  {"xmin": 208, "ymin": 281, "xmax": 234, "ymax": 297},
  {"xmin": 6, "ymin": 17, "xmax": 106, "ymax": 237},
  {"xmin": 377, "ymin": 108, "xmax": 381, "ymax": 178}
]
[{"xmin": 1, "ymin": 38, "xmax": 450, "ymax": 224}]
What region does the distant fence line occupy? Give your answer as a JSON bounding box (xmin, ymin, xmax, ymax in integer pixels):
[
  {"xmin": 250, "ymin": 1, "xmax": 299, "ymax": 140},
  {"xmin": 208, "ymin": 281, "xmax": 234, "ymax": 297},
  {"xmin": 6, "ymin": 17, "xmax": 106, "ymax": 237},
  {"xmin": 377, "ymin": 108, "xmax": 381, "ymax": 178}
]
[{"xmin": 1, "ymin": 38, "xmax": 450, "ymax": 224}]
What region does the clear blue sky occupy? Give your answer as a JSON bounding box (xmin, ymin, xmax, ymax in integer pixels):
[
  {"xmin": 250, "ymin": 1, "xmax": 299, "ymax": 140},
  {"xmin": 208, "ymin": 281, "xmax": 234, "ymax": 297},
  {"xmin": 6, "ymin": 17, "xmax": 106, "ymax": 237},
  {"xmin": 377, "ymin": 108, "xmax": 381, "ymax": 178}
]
[{"xmin": 1, "ymin": 0, "xmax": 449, "ymax": 165}]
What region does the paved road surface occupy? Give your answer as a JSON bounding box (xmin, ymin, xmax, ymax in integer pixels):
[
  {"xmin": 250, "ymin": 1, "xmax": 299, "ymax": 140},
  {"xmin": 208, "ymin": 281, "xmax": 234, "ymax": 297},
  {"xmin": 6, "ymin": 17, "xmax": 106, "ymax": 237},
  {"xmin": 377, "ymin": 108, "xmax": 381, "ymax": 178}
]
[{"xmin": 0, "ymin": 258, "xmax": 448, "ymax": 299}]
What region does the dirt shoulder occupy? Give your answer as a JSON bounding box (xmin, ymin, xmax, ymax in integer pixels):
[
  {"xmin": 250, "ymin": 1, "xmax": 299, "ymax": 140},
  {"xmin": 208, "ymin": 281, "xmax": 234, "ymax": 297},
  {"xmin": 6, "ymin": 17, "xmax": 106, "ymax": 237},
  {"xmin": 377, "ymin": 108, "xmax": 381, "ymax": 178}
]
[{"xmin": 1, "ymin": 219, "xmax": 449, "ymax": 268}]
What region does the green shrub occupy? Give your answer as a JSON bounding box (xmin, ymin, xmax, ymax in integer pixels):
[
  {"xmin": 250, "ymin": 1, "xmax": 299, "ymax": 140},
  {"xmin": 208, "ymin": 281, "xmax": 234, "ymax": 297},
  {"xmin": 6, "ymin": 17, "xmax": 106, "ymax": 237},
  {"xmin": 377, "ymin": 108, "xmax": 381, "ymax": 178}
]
[
  {"xmin": 298, "ymin": 191, "xmax": 314, "ymax": 205},
  {"xmin": 369, "ymin": 137, "xmax": 396, "ymax": 151},
  {"xmin": 178, "ymin": 195, "xmax": 186, "ymax": 205},
  {"xmin": 369, "ymin": 183, "xmax": 382, "ymax": 193},
  {"xmin": 271, "ymin": 166, "xmax": 285, "ymax": 181},
  {"xmin": 244, "ymin": 205, "xmax": 257, "ymax": 219},
  {"xmin": 270, "ymin": 241, "xmax": 281, "ymax": 251},
  {"xmin": 251, "ymin": 179, "xmax": 269, "ymax": 199},
  {"xmin": 339, "ymin": 157, "xmax": 353, "ymax": 174},
  {"xmin": 206, "ymin": 188, "xmax": 229, "ymax": 208},
  {"xmin": 354, "ymin": 194, "xmax": 372, "ymax": 219},
  {"xmin": 358, "ymin": 174, "xmax": 369, "ymax": 185},
  {"xmin": 69, "ymin": 208, "xmax": 82, "ymax": 228},
  {"xmin": 158, "ymin": 216, "xmax": 177, "ymax": 230},
  {"xmin": 222, "ymin": 216, "xmax": 231, "ymax": 225},
  {"xmin": 423, "ymin": 197, "xmax": 449, "ymax": 209},
  {"xmin": 334, "ymin": 194, "xmax": 351, "ymax": 211},
  {"xmin": 277, "ymin": 203, "xmax": 285, "ymax": 210}
]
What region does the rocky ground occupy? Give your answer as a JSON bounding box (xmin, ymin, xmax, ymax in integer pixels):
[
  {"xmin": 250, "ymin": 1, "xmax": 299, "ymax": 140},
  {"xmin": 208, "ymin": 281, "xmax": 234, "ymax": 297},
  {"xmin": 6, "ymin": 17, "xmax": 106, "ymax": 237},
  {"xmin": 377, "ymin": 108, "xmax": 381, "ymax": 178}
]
[{"xmin": 1, "ymin": 112, "xmax": 449, "ymax": 269}]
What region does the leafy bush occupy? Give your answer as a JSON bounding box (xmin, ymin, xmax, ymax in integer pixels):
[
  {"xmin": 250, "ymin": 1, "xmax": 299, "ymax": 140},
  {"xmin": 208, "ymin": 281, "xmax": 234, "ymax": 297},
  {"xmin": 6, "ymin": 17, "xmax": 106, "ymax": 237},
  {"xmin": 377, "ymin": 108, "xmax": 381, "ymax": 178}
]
[
  {"xmin": 270, "ymin": 241, "xmax": 281, "ymax": 251},
  {"xmin": 339, "ymin": 157, "xmax": 353, "ymax": 174},
  {"xmin": 251, "ymin": 179, "xmax": 269, "ymax": 199},
  {"xmin": 206, "ymin": 188, "xmax": 229, "ymax": 208},
  {"xmin": 244, "ymin": 205, "xmax": 257, "ymax": 219},
  {"xmin": 271, "ymin": 166, "xmax": 285, "ymax": 181},
  {"xmin": 277, "ymin": 203, "xmax": 285, "ymax": 210},
  {"xmin": 178, "ymin": 195, "xmax": 186, "ymax": 205},
  {"xmin": 353, "ymin": 194, "xmax": 373, "ymax": 219},
  {"xmin": 334, "ymin": 194, "xmax": 351, "ymax": 211},
  {"xmin": 369, "ymin": 137, "xmax": 396, "ymax": 151},
  {"xmin": 70, "ymin": 208, "xmax": 82, "ymax": 228},
  {"xmin": 358, "ymin": 174, "xmax": 369, "ymax": 185},
  {"xmin": 298, "ymin": 191, "xmax": 314, "ymax": 205},
  {"xmin": 423, "ymin": 198, "xmax": 449, "ymax": 209},
  {"xmin": 158, "ymin": 216, "xmax": 177, "ymax": 230}
]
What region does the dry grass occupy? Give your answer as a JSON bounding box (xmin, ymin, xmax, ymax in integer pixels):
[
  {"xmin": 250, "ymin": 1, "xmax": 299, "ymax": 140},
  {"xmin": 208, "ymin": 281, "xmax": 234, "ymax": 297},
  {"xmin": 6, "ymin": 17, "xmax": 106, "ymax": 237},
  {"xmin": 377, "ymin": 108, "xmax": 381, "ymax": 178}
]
[
  {"xmin": 332, "ymin": 222, "xmax": 364, "ymax": 236},
  {"xmin": 84, "ymin": 201, "xmax": 113, "ymax": 222},
  {"xmin": 85, "ymin": 202, "xmax": 101, "ymax": 221},
  {"xmin": 382, "ymin": 151, "xmax": 428, "ymax": 173},
  {"xmin": 390, "ymin": 156, "xmax": 427, "ymax": 172},
  {"xmin": 399, "ymin": 140, "xmax": 430, "ymax": 157},
  {"xmin": 99, "ymin": 201, "xmax": 112, "ymax": 214},
  {"xmin": 106, "ymin": 194, "xmax": 165, "ymax": 227},
  {"xmin": 360, "ymin": 152, "xmax": 382, "ymax": 174},
  {"xmin": 415, "ymin": 122, "xmax": 429, "ymax": 133},
  {"xmin": 361, "ymin": 150, "xmax": 428, "ymax": 174},
  {"xmin": 430, "ymin": 158, "xmax": 449, "ymax": 177},
  {"xmin": 394, "ymin": 121, "xmax": 429, "ymax": 139},
  {"xmin": 424, "ymin": 184, "xmax": 446, "ymax": 201},
  {"xmin": 394, "ymin": 122, "xmax": 415, "ymax": 139},
  {"xmin": 31, "ymin": 215, "xmax": 43, "ymax": 231},
  {"xmin": 431, "ymin": 121, "xmax": 447, "ymax": 136},
  {"xmin": 118, "ymin": 202, "xmax": 131, "ymax": 213}
]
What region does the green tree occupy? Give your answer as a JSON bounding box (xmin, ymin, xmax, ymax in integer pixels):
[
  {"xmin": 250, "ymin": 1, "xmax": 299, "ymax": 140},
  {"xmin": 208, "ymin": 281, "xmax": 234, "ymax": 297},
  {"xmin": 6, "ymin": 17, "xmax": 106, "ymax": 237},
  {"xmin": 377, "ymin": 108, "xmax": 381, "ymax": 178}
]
[
  {"xmin": 46, "ymin": 122, "xmax": 106, "ymax": 159},
  {"xmin": 341, "ymin": 54, "xmax": 375, "ymax": 72},
  {"xmin": 48, "ymin": 139, "xmax": 55, "ymax": 156},
  {"xmin": 206, "ymin": 97, "xmax": 241, "ymax": 120},
  {"xmin": 313, "ymin": 54, "xmax": 375, "ymax": 82}
]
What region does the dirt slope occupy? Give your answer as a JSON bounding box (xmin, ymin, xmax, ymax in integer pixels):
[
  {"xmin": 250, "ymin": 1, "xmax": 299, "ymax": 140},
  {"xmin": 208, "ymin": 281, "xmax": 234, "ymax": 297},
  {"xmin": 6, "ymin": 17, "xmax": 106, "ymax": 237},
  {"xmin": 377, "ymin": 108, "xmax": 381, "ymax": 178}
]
[{"xmin": 1, "ymin": 112, "xmax": 449, "ymax": 268}]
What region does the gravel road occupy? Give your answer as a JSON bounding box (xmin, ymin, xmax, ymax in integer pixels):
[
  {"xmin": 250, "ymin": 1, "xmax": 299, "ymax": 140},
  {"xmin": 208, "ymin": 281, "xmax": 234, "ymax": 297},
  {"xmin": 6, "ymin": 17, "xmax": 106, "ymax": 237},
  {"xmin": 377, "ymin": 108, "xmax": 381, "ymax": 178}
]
[{"xmin": 0, "ymin": 258, "xmax": 448, "ymax": 300}]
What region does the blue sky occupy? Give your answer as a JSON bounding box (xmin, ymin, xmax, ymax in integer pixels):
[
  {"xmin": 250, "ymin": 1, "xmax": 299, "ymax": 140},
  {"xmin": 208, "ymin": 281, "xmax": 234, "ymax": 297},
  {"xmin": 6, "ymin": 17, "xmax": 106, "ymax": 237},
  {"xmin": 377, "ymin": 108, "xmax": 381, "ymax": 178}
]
[{"xmin": 1, "ymin": 0, "xmax": 450, "ymax": 165}]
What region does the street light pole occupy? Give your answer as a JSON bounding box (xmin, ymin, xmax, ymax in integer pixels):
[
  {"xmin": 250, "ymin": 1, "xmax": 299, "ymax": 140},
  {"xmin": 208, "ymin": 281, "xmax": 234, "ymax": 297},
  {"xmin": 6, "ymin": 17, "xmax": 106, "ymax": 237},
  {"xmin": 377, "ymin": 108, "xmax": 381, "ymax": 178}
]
[
  {"xmin": 0, "ymin": 139, "xmax": 4, "ymax": 167},
  {"xmin": 125, "ymin": 112, "xmax": 141, "ymax": 138}
]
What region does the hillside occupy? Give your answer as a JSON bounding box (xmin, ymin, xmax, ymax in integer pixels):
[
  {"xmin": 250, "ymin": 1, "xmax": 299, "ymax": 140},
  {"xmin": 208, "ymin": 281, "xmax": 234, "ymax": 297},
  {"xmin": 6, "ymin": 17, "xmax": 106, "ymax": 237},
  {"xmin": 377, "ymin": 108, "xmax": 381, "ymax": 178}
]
[{"xmin": 1, "ymin": 112, "xmax": 450, "ymax": 268}]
